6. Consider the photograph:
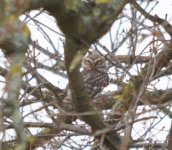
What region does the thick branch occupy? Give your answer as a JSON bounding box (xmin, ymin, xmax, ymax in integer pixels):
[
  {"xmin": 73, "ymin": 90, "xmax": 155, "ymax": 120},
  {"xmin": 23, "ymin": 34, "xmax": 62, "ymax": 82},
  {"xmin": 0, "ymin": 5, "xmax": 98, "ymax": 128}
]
[
  {"xmin": 38, "ymin": 0, "xmax": 129, "ymax": 43},
  {"xmin": 64, "ymin": 38, "xmax": 121, "ymax": 149}
]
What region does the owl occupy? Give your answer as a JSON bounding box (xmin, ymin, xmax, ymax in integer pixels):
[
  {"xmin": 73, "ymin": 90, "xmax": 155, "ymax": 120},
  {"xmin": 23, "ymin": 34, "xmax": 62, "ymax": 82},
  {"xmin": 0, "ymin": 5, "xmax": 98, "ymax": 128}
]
[
  {"xmin": 81, "ymin": 52, "xmax": 109, "ymax": 98},
  {"xmin": 64, "ymin": 52, "xmax": 109, "ymax": 104}
]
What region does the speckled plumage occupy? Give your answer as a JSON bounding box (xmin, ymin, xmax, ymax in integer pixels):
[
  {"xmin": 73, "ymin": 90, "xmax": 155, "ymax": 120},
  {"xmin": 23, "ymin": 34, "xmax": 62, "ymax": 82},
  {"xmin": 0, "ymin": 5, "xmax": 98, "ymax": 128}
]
[{"xmin": 81, "ymin": 52, "xmax": 109, "ymax": 97}]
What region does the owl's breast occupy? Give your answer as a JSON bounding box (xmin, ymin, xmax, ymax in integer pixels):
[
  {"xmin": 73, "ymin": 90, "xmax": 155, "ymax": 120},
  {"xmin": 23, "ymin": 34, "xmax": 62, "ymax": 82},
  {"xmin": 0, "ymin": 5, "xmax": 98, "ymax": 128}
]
[{"xmin": 82, "ymin": 69, "xmax": 109, "ymax": 97}]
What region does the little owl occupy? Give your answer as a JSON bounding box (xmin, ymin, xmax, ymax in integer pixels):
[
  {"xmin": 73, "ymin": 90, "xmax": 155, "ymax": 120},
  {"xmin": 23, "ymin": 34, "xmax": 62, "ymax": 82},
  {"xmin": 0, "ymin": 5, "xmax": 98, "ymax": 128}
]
[
  {"xmin": 81, "ymin": 51, "xmax": 109, "ymax": 98},
  {"xmin": 64, "ymin": 51, "xmax": 109, "ymax": 103}
]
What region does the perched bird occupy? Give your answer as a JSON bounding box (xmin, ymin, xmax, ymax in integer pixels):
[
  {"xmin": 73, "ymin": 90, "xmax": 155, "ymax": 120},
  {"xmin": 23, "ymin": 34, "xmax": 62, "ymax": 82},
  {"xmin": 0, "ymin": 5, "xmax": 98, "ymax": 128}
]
[
  {"xmin": 64, "ymin": 51, "xmax": 109, "ymax": 104},
  {"xmin": 81, "ymin": 51, "xmax": 109, "ymax": 98}
]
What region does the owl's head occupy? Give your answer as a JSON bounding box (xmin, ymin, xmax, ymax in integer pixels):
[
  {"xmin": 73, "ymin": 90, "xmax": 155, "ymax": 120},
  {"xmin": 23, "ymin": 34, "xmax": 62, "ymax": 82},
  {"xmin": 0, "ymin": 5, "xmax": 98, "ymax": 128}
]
[{"xmin": 81, "ymin": 52, "xmax": 106, "ymax": 70}]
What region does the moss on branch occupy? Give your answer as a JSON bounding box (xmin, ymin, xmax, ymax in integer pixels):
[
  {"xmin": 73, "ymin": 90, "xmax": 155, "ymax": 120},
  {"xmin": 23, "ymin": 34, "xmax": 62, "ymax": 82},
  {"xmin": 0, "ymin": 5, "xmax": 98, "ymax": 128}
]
[
  {"xmin": 109, "ymin": 43, "xmax": 172, "ymax": 124},
  {"xmin": 29, "ymin": 0, "xmax": 128, "ymax": 43},
  {"xmin": 0, "ymin": 2, "xmax": 31, "ymax": 149}
]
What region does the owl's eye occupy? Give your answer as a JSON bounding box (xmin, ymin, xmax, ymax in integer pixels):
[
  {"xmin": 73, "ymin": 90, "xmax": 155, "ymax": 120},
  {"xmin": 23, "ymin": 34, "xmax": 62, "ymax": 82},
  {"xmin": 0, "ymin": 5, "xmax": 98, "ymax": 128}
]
[
  {"xmin": 84, "ymin": 58, "xmax": 93, "ymax": 65},
  {"xmin": 94, "ymin": 59, "xmax": 104, "ymax": 67},
  {"xmin": 87, "ymin": 59, "xmax": 93, "ymax": 64},
  {"xmin": 82, "ymin": 58, "xmax": 94, "ymax": 69}
]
